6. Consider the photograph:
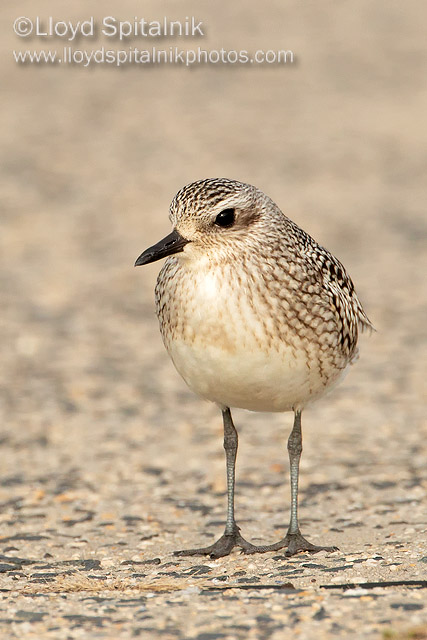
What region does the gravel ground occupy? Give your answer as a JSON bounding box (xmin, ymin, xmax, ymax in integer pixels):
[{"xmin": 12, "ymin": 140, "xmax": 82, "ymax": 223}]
[{"xmin": 1, "ymin": 1, "xmax": 426, "ymax": 638}]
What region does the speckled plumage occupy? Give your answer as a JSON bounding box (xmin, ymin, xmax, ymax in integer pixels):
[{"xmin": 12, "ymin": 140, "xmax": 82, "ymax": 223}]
[
  {"xmin": 136, "ymin": 177, "xmax": 372, "ymax": 557},
  {"xmin": 154, "ymin": 178, "xmax": 371, "ymax": 413}
]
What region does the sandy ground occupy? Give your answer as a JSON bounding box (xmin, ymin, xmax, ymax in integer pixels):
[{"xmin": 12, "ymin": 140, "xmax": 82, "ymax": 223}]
[{"xmin": 1, "ymin": 1, "xmax": 426, "ymax": 638}]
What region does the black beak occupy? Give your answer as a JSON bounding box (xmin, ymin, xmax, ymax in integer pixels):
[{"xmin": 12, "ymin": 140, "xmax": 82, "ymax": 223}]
[{"xmin": 135, "ymin": 229, "xmax": 190, "ymax": 266}]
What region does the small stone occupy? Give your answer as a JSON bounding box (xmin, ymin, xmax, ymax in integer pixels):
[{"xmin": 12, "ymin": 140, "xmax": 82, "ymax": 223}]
[
  {"xmin": 313, "ymin": 606, "xmax": 328, "ymax": 620},
  {"xmin": 390, "ymin": 603, "xmax": 424, "ymax": 611},
  {"xmin": 15, "ymin": 611, "xmax": 47, "ymax": 622},
  {"xmin": 0, "ymin": 564, "xmax": 19, "ymax": 573}
]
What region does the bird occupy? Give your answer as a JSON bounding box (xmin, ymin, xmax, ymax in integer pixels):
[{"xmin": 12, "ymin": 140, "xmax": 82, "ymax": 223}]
[{"xmin": 135, "ymin": 178, "xmax": 372, "ymax": 559}]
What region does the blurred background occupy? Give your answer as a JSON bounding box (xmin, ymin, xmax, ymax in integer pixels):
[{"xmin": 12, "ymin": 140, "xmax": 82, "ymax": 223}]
[{"xmin": 0, "ymin": 0, "xmax": 426, "ymax": 549}]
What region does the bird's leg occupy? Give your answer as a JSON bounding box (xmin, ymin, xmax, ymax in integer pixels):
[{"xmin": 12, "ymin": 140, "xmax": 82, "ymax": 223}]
[
  {"xmin": 174, "ymin": 408, "xmax": 259, "ymax": 558},
  {"xmin": 223, "ymin": 406, "xmax": 238, "ymax": 535},
  {"xmin": 279, "ymin": 409, "xmax": 338, "ymax": 554},
  {"xmin": 288, "ymin": 409, "xmax": 304, "ymax": 535},
  {"xmin": 245, "ymin": 410, "xmax": 338, "ymax": 556}
]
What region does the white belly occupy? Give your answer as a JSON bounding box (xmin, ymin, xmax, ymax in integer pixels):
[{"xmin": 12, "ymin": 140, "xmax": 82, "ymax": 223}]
[{"xmin": 168, "ymin": 338, "xmax": 345, "ymax": 412}]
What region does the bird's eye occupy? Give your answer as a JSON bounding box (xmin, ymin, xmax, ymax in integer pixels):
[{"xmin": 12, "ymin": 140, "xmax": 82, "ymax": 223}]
[{"xmin": 214, "ymin": 208, "xmax": 235, "ymax": 228}]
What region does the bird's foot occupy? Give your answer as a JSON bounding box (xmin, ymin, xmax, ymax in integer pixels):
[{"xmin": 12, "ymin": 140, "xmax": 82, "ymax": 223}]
[
  {"xmin": 243, "ymin": 530, "xmax": 338, "ymax": 557},
  {"xmin": 174, "ymin": 523, "xmax": 261, "ymax": 559},
  {"xmin": 174, "ymin": 526, "xmax": 338, "ymax": 559}
]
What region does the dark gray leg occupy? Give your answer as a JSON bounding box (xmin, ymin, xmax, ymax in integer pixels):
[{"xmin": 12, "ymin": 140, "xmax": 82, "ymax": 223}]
[
  {"xmin": 288, "ymin": 408, "xmax": 303, "ymax": 535},
  {"xmin": 245, "ymin": 410, "xmax": 338, "ymax": 556},
  {"xmin": 285, "ymin": 409, "xmax": 338, "ymax": 554},
  {"xmin": 174, "ymin": 408, "xmax": 260, "ymax": 558},
  {"xmin": 223, "ymin": 406, "xmax": 238, "ymax": 535}
]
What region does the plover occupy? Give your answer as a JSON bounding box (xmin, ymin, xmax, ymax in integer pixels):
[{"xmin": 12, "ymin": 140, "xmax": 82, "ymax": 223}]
[{"xmin": 135, "ymin": 178, "xmax": 372, "ymax": 558}]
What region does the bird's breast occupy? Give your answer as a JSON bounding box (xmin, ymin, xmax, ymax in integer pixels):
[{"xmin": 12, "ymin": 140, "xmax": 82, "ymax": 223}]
[{"xmin": 155, "ymin": 257, "xmax": 349, "ymax": 412}]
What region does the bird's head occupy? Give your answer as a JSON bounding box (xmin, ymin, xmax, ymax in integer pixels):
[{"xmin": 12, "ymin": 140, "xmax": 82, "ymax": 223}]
[
  {"xmin": 135, "ymin": 178, "xmax": 283, "ymax": 266},
  {"xmin": 135, "ymin": 178, "xmax": 280, "ymax": 267}
]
